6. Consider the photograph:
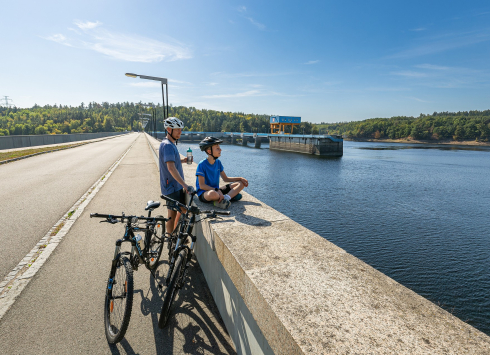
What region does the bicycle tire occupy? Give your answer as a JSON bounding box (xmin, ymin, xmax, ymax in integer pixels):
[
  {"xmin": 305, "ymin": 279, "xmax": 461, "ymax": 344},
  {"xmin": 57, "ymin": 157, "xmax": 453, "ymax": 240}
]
[
  {"xmin": 158, "ymin": 249, "xmax": 188, "ymax": 329},
  {"xmin": 104, "ymin": 256, "xmax": 134, "ymax": 344},
  {"xmin": 146, "ymin": 223, "xmax": 164, "ymax": 270}
]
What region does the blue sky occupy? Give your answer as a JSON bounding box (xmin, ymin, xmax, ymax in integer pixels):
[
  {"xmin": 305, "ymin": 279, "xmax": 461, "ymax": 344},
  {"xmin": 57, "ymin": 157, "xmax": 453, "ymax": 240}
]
[{"xmin": 1, "ymin": 0, "xmax": 489, "ymax": 123}]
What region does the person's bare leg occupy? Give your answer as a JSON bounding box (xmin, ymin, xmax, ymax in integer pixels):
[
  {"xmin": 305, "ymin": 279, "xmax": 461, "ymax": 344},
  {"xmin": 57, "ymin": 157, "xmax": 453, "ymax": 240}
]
[
  {"xmin": 166, "ymin": 209, "xmax": 177, "ymax": 236},
  {"xmin": 223, "ymin": 182, "xmax": 244, "ymax": 199},
  {"xmin": 174, "ymin": 211, "xmax": 182, "ymax": 231},
  {"xmin": 202, "ymin": 190, "xmax": 220, "ymax": 202}
]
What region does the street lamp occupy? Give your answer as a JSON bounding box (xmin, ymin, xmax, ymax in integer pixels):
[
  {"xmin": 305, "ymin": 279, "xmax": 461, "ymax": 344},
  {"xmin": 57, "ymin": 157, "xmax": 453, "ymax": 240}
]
[{"xmin": 126, "ymin": 73, "xmax": 169, "ymax": 139}]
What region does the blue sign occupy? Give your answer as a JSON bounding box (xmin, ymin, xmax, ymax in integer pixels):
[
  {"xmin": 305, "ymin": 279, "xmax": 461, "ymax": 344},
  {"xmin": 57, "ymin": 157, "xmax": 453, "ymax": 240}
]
[{"xmin": 270, "ymin": 116, "xmax": 301, "ymax": 124}]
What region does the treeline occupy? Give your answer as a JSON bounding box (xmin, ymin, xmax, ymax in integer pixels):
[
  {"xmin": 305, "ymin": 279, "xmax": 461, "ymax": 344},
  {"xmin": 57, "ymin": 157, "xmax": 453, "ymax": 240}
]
[
  {"xmin": 2, "ymin": 103, "xmax": 489, "ymax": 142},
  {"xmin": 0, "ymin": 102, "xmax": 319, "ymax": 136},
  {"xmin": 317, "ymin": 110, "xmax": 490, "ymax": 142},
  {"xmin": 0, "ymin": 102, "xmax": 143, "ymax": 136}
]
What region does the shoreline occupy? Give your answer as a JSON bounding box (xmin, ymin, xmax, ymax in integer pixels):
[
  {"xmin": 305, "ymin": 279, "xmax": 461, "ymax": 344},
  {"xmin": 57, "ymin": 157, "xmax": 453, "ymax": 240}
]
[{"xmin": 344, "ymin": 137, "xmax": 490, "ymax": 147}]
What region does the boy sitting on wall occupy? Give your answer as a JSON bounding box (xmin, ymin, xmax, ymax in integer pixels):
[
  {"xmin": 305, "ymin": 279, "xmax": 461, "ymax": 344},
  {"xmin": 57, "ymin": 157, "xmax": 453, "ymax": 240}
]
[{"xmin": 196, "ymin": 136, "xmax": 248, "ymax": 209}]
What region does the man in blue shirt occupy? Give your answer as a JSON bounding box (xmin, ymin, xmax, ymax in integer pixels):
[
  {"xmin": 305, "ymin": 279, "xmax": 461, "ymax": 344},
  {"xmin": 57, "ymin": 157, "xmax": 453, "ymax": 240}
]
[
  {"xmin": 196, "ymin": 136, "xmax": 248, "ymax": 209},
  {"xmin": 159, "ymin": 117, "xmax": 193, "ymax": 233}
]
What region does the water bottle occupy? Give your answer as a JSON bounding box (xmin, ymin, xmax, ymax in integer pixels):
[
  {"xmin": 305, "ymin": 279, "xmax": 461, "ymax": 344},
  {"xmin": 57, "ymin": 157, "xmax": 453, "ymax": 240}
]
[
  {"xmin": 135, "ymin": 234, "xmax": 145, "ymax": 251},
  {"xmin": 187, "ymin": 147, "xmax": 193, "ymax": 164}
]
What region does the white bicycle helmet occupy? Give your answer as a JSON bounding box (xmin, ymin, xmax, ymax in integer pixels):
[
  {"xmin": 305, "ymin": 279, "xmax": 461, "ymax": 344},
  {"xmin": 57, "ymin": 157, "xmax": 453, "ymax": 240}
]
[{"xmin": 164, "ymin": 117, "xmax": 184, "ymax": 129}]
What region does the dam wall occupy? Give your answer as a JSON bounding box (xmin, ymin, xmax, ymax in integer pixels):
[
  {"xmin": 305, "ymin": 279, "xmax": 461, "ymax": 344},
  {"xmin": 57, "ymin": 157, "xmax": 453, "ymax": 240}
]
[
  {"xmin": 145, "ymin": 133, "xmax": 490, "ymax": 354},
  {"xmin": 0, "ymin": 132, "xmax": 128, "ymax": 150},
  {"xmin": 269, "ymin": 135, "xmax": 343, "ymax": 156}
]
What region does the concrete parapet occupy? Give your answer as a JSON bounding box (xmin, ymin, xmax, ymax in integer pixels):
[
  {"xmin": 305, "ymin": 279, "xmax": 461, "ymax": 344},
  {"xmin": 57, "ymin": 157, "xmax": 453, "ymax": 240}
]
[
  {"xmin": 143, "ymin": 133, "xmax": 490, "ymax": 355},
  {"xmin": 0, "ymin": 132, "xmax": 126, "ymax": 150}
]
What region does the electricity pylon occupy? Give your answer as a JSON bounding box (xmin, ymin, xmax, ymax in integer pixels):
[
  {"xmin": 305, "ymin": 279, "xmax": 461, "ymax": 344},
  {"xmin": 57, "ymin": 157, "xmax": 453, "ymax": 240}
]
[{"xmin": 1, "ymin": 96, "xmax": 14, "ymax": 107}]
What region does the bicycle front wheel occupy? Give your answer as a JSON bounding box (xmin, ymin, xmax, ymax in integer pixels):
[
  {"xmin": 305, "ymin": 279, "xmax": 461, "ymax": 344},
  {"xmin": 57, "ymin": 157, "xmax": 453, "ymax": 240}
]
[
  {"xmin": 146, "ymin": 222, "xmax": 164, "ymax": 270},
  {"xmin": 158, "ymin": 249, "xmax": 188, "ymax": 329},
  {"xmin": 104, "ymin": 256, "xmax": 134, "ymax": 344}
]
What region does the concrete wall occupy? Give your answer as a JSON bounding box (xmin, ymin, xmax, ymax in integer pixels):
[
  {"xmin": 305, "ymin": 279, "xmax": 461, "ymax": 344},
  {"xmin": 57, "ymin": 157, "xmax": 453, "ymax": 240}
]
[
  {"xmin": 145, "ymin": 133, "xmax": 490, "ymax": 355},
  {"xmin": 270, "ymin": 136, "xmax": 343, "ymax": 156},
  {"xmin": 0, "ymin": 132, "xmax": 127, "ymax": 150}
]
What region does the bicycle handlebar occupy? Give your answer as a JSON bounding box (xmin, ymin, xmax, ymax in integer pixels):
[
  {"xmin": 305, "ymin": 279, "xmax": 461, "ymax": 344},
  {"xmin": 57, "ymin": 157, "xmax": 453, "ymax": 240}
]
[
  {"xmin": 161, "ymin": 194, "xmax": 231, "ymax": 216},
  {"xmin": 90, "ymin": 213, "xmax": 169, "ymax": 223}
]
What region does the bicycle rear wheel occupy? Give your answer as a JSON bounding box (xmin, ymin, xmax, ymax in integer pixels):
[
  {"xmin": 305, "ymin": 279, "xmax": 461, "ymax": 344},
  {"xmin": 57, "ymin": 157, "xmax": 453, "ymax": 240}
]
[
  {"xmin": 158, "ymin": 249, "xmax": 188, "ymax": 328},
  {"xmin": 104, "ymin": 256, "xmax": 134, "ymax": 344},
  {"xmin": 146, "ymin": 221, "xmax": 164, "ymax": 270}
]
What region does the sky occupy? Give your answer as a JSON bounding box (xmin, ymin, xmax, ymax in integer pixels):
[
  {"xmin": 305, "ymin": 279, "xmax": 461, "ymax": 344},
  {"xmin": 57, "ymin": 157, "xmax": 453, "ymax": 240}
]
[{"xmin": 1, "ymin": 0, "xmax": 490, "ymax": 123}]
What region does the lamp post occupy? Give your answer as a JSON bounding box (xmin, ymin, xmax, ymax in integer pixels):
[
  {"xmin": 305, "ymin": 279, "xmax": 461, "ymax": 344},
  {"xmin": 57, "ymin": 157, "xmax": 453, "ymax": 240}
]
[{"xmin": 126, "ymin": 73, "xmax": 168, "ymax": 139}]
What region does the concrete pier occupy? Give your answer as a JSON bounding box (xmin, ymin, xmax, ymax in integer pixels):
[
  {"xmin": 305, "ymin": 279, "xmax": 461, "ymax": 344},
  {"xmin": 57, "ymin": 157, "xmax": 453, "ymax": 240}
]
[
  {"xmin": 240, "ymin": 134, "xmax": 248, "ymax": 146},
  {"xmin": 254, "ymin": 136, "xmax": 262, "ymax": 148},
  {"xmin": 269, "ymin": 134, "xmax": 343, "ymax": 156}
]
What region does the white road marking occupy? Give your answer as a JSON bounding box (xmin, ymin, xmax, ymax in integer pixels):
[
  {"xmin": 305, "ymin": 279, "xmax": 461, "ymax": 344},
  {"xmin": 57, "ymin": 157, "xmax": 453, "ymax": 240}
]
[{"xmin": 0, "ymin": 136, "xmax": 138, "ymax": 320}]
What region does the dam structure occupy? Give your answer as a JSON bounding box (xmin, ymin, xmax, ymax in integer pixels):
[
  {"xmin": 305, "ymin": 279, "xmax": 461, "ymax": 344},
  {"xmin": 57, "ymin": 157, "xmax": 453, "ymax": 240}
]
[
  {"xmin": 145, "ymin": 133, "xmax": 490, "ymax": 354},
  {"xmin": 158, "ymin": 130, "xmax": 344, "ymax": 156}
]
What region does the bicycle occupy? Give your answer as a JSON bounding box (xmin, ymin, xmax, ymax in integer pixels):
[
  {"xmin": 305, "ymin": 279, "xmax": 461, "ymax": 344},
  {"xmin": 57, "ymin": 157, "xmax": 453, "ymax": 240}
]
[
  {"xmin": 90, "ymin": 200, "xmax": 169, "ymax": 344},
  {"xmin": 158, "ymin": 191, "xmax": 230, "ymax": 328}
]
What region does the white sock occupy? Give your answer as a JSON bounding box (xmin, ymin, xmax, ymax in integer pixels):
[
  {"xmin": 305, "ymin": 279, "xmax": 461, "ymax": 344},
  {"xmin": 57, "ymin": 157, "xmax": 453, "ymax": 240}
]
[{"xmin": 224, "ymin": 194, "xmax": 231, "ymax": 201}]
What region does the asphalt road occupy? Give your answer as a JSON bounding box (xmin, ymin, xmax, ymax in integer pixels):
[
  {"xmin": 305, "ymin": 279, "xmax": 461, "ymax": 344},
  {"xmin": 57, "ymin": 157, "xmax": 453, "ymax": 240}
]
[
  {"xmin": 0, "ymin": 134, "xmax": 235, "ymax": 354},
  {"xmin": 0, "ymin": 133, "xmax": 137, "ymax": 281}
]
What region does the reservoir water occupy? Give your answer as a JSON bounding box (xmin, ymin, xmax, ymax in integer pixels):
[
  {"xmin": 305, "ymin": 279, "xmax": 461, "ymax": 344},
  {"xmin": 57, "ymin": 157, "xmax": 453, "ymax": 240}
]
[{"xmin": 178, "ymin": 140, "xmax": 490, "ymax": 335}]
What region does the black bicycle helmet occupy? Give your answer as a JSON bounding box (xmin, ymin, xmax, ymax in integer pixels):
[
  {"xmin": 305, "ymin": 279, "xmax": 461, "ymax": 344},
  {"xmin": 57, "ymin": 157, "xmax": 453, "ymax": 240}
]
[
  {"xmin": 199, "ymin": 136, "xmax": 223, "ymax": 151},
  {"xmin": 199, "ymin": 136, "xmax": 223, "ymax": 160}
]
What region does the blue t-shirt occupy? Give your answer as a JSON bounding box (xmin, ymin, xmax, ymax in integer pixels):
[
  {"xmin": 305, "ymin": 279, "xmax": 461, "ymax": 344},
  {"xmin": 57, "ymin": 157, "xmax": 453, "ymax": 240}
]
[
  {"xmin": 195, "ymin": 158, "xmax": 224, "ymax": 196},
  {"xmin": 159, "ymin": 139, "xmax": 184, "ymax": 195}
]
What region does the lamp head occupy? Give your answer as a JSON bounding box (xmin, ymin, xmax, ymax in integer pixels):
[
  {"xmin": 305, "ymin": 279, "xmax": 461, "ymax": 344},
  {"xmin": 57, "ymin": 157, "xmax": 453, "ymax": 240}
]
[{"xmin": 125, "ymin": 73, "xmax": 138, "ymax": 78}]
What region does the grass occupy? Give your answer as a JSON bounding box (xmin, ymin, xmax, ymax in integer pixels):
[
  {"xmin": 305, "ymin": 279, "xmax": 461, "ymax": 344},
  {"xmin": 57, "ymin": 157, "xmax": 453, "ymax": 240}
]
[
  {"xmin": 0, "ymin": 142, "xmax": 84, "ymax": 162},
  {"xmin": 50, "ymin": 222, "xmax": 65, "ymax": 236}
]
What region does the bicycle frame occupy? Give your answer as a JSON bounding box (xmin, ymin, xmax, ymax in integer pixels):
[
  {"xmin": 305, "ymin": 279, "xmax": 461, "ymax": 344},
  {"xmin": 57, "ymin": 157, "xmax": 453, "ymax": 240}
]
[{"xmin": 165, "ymin": 194, "xmax": 198, "ymax": 284}]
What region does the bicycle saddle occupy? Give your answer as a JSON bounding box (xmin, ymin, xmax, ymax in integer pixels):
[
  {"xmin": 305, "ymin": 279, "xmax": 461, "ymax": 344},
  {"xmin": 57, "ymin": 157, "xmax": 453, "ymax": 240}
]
[{"xmin": 145, "ymin": 200, "xmax": 161, "ymax": 211}]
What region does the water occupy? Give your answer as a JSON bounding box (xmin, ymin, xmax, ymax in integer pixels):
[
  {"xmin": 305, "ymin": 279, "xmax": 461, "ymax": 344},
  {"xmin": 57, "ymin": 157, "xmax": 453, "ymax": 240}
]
[{"xmin": 179, "ymin": 141, "xmax": 490, "ymax": 335}]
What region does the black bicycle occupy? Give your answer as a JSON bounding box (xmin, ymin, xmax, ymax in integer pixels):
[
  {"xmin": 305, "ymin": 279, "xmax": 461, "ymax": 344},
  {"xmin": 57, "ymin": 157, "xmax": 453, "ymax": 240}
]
[
  {"xmin": 158, "ymin": 191, "xmax": 230, "ymax": 328},
  {"xmin": 90, "ymin": 200, "xmax": 169, "ymax": 344}
]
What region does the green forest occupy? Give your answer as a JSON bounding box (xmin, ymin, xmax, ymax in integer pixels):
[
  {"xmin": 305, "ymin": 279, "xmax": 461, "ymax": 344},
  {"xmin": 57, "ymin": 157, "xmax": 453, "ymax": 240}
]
[
  {"xmin": 1, "ymin": 103, "xmax": 489, "ymax": 142},
  {"xmin": 318, "ymin": 110, "xmax": 490, "ymax": 142},
  {"xmin": 0, "ymin": 102, "xmax": 276, "ymax": 136}
]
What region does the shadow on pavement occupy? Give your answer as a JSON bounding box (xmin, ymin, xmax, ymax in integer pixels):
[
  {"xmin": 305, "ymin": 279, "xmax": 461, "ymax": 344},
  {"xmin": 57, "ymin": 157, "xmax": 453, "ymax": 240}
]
[{"xmin": 108, "ymin": 257, "xmax": 236, "ymax": 355}]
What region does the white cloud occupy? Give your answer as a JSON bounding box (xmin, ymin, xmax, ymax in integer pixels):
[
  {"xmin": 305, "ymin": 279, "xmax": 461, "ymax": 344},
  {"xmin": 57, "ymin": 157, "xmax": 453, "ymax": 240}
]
[
  {"xmin": 246, "ymin": 17, "xmax": 266, "ymax": 30},
  {"xmin": 44, "ymin": 34, "xmax": 72, "ymax": 46},
  {"xmin": 203, "ymin": 90, "xmax": 261, "ymax": 99},
  {"xmin": 238, "ymin": 6, "xmax": 247, "ymax": 13},
  {"xmin": 390, "ymin": 71, "xmax": 428, "ymax": 78},
  {"xmin": 129, "ymin": 82, "xmax": 161, "ymax": 88},
  {"xmin": 387, "ymin": 30, "xmax": 490, "ymax": 59},
  {"xmin": 410, "ymin": 27, "xmax": 426, "ymax": 32},
  {"xmin": 415, "ymin": 64, "xmax": 450, "ymax": 70},
  {"xmin": 406, "ymin": 96, "xmax": 430, "ymax": 103},
  {"xmin": 169, "ymin": 79, "xmax": 192, "ymax": 85},
  {"xmin": 44, "ymin": 20, "xmax": 192, "ymax": 63},
  {"xmin": 304, "ymin": 60, "xmax": 320, "ymax": 65},
  {"xmin": 74, "ymin": 20, "xmax": 102, "ymax": 30}
]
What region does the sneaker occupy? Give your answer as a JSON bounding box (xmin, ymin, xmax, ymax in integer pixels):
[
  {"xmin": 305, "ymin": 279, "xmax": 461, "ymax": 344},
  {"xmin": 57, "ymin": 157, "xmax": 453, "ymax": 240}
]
[
  {"xmin": 214, "ymin": 199, "xmax": 231, "ymax": 210},
  {"xmin": 231, "ymin": 193, "xmax": 242, "ymax": 202}
]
